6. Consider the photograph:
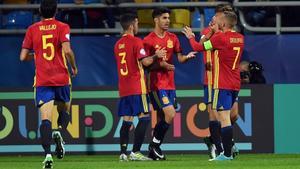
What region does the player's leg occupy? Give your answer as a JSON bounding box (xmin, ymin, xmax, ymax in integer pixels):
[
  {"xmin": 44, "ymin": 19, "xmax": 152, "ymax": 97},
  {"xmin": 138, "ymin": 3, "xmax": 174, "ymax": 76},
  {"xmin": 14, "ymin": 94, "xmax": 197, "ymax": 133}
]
[
  {"xmin": 230, "ymin": 99, "xmax": 239, "ymax": 158},
  {"xmin": 55, "ymin": 85, "xmax": 71, "ymax": 130},
  {"xmin": 53, "ymin": 85, "xmax": 72, "ymax": 159},
  {"xmin": 216, "ymin": 109, "xmax": 233, "ymax": 160},
  {"xmin": 36, "ymin": 87, "xmax": 55, "ymax": 168},
  {"xmin": 120, "ymin": 115, "xmax": 134, "ymax": 161},
  {"xmin": 130, "ymin": 94, "xmax": 151, "ymax": 161},
  {"xmin": 212, "ymin": 89, "xmax": 234, "ymax": 161},
  {"xmin": 148, "ymin": 90, "xmax": 176, "ymax": 160},
  {"xmin": 118, "ymin": 96, "xmax": 133, "ymax": 161},
  {"xmin": 204, "ymin": 86, "xmax": 219, "ymax": 159},
  {"xmin": 208, "ymin": 106, "xmax": 223, "ymax": 156}
]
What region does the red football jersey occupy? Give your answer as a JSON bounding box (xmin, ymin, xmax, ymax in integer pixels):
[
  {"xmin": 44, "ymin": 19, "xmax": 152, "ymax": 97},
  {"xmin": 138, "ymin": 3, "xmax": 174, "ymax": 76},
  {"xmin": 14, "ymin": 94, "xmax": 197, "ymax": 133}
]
[
  {"xmin": 22, "ymin": 18, "xmax": 71, "ymax": 87},
  {"xmin": 114, "ymin": 34, "xmax": 147, "ymax": 97},
  {"xmin": 209, "ymin": 31, "xmax": 244, "ymax": 91},
  {"xmin": 143, "ymin": 32, "xmax": 182, "ymax": 91},
  {"xmin": 201, "ymin": 27, "xmax": 214, "ymax": 86}
]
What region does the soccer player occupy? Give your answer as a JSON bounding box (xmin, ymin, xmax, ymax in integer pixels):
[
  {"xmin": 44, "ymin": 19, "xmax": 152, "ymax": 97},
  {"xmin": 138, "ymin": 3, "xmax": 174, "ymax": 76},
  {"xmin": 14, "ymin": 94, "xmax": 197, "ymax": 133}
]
[
  {"xmin": 143, "ymin": 7, "xmax": 196, "ymax": 160},
  {"xmin": 183, "ymin": 11, "xmax": 244, "ymax": 161},
  {"xmin": 20, "ymin": 0, "xmax": 78, "ymax": 168},
  {"xmin": 114, "ymin": 13, "xmax": 166, "ymax": 161},
  {"xmin": 200, "ymin": 4, "xmax": 239, "ymax": 159}
]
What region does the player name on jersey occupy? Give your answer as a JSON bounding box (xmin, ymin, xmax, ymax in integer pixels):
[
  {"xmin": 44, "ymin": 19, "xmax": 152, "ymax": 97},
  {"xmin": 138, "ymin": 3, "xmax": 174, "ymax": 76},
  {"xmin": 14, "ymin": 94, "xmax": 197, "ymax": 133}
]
[{"xmin": 39, "ymin": 24, "xmax": 57, "ymax": 31}]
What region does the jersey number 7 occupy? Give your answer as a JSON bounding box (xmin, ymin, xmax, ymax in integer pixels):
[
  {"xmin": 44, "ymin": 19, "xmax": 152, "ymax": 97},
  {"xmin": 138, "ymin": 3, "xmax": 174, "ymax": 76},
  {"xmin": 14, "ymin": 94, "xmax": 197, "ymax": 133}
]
[{"xmin": 232, "ymin": 47, "xmax": 241, "ymax": 70}]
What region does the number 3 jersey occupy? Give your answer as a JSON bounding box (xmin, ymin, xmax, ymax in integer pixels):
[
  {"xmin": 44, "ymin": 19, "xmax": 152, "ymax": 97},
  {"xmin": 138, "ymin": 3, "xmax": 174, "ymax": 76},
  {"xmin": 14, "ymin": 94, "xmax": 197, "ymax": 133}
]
[
  {"xmin": 22, "ymin": 18, "xmax": 71, "ymax": 87},
  {"xmin": 114, "ymin": 34, "xmax": 147, "ymax": 97}
]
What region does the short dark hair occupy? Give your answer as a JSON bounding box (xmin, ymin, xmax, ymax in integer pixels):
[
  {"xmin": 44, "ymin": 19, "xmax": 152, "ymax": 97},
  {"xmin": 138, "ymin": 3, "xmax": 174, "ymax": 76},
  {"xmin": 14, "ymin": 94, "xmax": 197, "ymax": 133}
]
[
  {"xmin": 223, "ymin": 11, "xmax": 237, "ymax": 28},
  {"xmin": 120, "ymin": 13, "xmax": 137, "ymax": 30},
  {"xmin": 215, "ymin": 4, "xmax": 233, "ymax": 13},
  {"xmin": 152, "ymin": 7, "xmax": 171, "ymax": 19},
  {"xmin": 40, "ymin": 0, "xmax": 57, "ymax": 18}
]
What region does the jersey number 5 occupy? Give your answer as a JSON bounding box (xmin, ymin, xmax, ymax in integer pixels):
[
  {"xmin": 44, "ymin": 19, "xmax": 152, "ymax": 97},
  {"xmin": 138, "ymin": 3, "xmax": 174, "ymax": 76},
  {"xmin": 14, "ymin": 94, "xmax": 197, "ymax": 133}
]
[
  {"xmin": 119, "ymin": 52, "xmax": 128, "ymax": 76},
  {"xmin": 232, "ymin": 47, "xmax": 241, "ymax": 70},
  {"xmin": 42, "ymin": 34, "xmax": 55, "ymax": 61}
]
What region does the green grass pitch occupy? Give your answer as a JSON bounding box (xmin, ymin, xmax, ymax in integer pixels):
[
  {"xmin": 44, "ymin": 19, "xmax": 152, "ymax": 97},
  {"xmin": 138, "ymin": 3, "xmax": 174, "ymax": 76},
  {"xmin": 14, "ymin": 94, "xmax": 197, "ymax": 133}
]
[{"xmin": 0, "ymin": 154, "xmax": 299, "ymax": 169}]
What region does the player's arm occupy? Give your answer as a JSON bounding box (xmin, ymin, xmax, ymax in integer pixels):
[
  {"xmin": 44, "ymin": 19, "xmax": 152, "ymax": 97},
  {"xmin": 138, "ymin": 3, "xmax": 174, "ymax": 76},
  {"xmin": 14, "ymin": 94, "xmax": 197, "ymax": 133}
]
[
  {"xmin": 62, "ymin": 42, "xmax": 78, "ymax": 77},
  {"xmin": 182, "ymin": 26, "xmax": 215, "ymax": 52},
  {"xmin": 177, "ymin": 52, "xmax": 197, "ymax": 63},
  {"xmin": 141, "ymin": 47, "xmax": 166, "ymax": 67},
  {"xmin": 148, "ymin": 60, "xmax": 175, "ymax": 71},
  {"xmin": 142, "ymin": 47, "xmax": 174, "ymax": 71},
  {"xmin": 20, "ymin": 28, "xmax": 34, "ymax": 61},
  {"xmin": 20, "ymin": 49, "xmax": 34, "ymax": 61}
]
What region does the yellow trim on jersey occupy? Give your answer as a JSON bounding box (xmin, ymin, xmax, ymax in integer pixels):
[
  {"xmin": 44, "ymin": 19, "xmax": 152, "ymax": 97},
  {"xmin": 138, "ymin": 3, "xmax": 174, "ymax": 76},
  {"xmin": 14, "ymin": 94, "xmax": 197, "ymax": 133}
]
[
  {"xmin": 33, "ymin": 87, "xmax": 37, "ymax": 105},
  {"xmin": 212, "ymin": 89, "xmax": 219, "ymax": 110},
  {"xmin": 137, "ymin": 59, "xmax": 147, "ymax": 95},
  {"xmin": 213, "ymin": 50, "xmax": 219, "ymax": 89},
  {"xmin": 141, "ymin": 94, "xmax": 149, "ymax": 112},
  {"xmin": 153, "ymin": 91, "xmax": 162, "ymax": 108},
  {"xmin": 69, "ymin": 85, "xmax": 72, "ymax": 103},
  {"xmin": 206, "ymin": 50, "xmax": 213, "ymax": 103},
  {"xmin": 62, "ymin": 49, "xmax": 72, "ymax": 85},
  {"xmin": 33, "ymin": 75, "xmax": 36, "ymax": 87}
]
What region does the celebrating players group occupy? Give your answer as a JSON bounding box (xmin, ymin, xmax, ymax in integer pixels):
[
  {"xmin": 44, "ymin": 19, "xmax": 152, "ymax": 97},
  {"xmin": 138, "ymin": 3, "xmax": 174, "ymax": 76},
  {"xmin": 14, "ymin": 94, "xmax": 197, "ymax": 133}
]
[{"xmin": 20, "ymin": 0, "xmax": 244, "ymax": 168}]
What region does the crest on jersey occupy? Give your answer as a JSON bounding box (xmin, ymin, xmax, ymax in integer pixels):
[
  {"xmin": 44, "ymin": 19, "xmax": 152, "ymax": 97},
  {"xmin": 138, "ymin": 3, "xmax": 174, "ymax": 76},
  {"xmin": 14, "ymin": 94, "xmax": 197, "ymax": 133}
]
[
  {"xmin": 140, "ymin": 48, "xmax": 146, "ymax": 55},
  {"xmin": 167, "ymin": 39, "xmax": 173, "ymax": 48},
  {"xmin": 66, "ymin": 34, "xmax": 70, "ymax": 40},
  {"xmin": 119, "ymin": 43, "xmax": 125, "ymax": 49},
  {"xmin": 162, "ymin": 96, "xmax": 170, "ymax": 105}
]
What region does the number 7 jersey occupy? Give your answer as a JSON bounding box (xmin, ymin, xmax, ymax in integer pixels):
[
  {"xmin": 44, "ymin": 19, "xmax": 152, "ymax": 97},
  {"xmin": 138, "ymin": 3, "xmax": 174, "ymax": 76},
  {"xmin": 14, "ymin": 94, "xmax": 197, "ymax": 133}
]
[
  {"xmin": 208, "ymin": 31, "xmax": 244, "ymax": 91},
  {"xmin": 114, "ymin": 34, "xmax": 147, "ymax": 97},
  {"xmin": 22, "ymin": 18, "xmax": 71, "ymax": 87}
]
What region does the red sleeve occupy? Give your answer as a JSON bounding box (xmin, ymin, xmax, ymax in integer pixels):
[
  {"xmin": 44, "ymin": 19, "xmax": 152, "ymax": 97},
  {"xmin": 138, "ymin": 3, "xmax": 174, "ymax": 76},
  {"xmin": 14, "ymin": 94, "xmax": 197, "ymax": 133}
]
[
  {"xmin": 189, "ymin": 37, "xmax": 204, "ymax": 52},
  {"xmin": 201, "ymin": 27, "xmax": 211, "ymax": 36},
  {"xmin": 22, "ymin": 27, "xmax": 33, "ymax": 49},
  {"xmin": 209, "ymin": 32, "xmax": 226, "ymax": 50},
  {"xmin": 174, "ymin": 35, "xmax": 182, "ymax": 53},
  {"xmin": 143, "ymin": 38, "xmax": 152, "ymax": 56},
  {"xmin": 136, "ymin": 39, "xmax": 147, "ymax": 60},
  {"xmin": 60, "ymin": 24, "xmax": 70, "ymax": 43}
]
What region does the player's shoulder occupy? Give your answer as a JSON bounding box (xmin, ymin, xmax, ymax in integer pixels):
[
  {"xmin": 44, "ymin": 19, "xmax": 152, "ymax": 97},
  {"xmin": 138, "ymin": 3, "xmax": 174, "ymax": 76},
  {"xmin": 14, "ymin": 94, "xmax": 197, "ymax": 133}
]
[
  {"xmin": 166, "ymin": 31, "xmax": 178, "ymax": 39},
  {"xmin": 143, "ymin": 32, "xmax": 155, "ymax": 40},
  {"xmin": 54, "ymin": 20, "xmax": 70, "ymax": 29},
  {"xmin": 235, "ymin": 31, "xmax": 244, "ymax": 38},
  {"xmin": 132, "ymin": 36, "xmax": 143, "ymax": 43}
]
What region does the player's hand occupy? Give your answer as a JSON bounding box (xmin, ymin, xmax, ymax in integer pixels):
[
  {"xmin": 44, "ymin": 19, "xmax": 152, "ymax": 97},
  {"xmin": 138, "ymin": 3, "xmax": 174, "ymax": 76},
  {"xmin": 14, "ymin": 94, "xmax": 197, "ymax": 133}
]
[
  {"xmin": 182, "ymin": 26, "xmax": 195, "ymax": 39},
  {"xmin": 71, "ymin": 67, "xmax": 78, "ymax": 77},
  {"xmin": 209, "ymin": 16, "xmax": 216, "ymax": 27},
  {"xmin": 155, "ymin": 47, "xmax": 167, "ymax": 60},
  {"xmin": 185, "ymin": 51, "xmax": 197, "ymax": 60},
  {"xmin": 160, "ymin": 61, "xmax": 175, "ymax": 71}
]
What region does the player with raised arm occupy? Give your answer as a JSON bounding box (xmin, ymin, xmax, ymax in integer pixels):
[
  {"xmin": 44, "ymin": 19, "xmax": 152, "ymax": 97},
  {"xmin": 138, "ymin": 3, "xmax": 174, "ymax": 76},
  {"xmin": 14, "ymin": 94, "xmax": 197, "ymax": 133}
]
[
  {"xmin": 200, "ymin": 4, "xmax": 239, "ymax": 159},
  {"xmin": 20, "ymin": 0, "xmax": 78, "ymax": 168},
  {"xmin": 114, "ymin": 13, "xmax": 166, "ymax": 161},
  {"xmin": 183, "ymin": 11, "xmax": 244, "ymax": 161},
  {"xmin": 143, "ymin": 7, "xmax": 196, "ymax": 160}
]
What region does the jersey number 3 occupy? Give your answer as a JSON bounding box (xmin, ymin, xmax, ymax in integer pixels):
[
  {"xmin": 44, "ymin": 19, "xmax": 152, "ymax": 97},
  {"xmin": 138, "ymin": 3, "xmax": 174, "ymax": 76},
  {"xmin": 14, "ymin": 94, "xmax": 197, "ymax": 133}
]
[
  {"xmin": 119, "ymin": 52, "xmax": 128, "ymax": 76},
  {"xmin": 42, "ymin": 34, "xmax": 55, "ymax": 61}
]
